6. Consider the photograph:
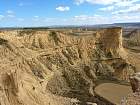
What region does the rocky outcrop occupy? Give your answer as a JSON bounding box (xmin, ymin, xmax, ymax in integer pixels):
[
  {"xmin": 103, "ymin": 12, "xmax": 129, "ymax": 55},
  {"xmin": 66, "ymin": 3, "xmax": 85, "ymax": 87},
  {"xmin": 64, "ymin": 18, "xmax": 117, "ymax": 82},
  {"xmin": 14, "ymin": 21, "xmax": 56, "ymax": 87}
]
[
  {"xmin": 97, "ymin": 27, "xmax": 123, "ymax": 56},
  {"xmin": 122, "ymin": 93, "xmax": 140, "ymax": 105},
  {"xmin": 121, "ymin": 72, "xmax": 140, "ymax": 105},
  {"xmin": 130, "ymin": 72, "xmax": 140, "ymax": 92},
  {"xmin": 0, "ymin": 27, "xmax": 136, "ymax": 105},
  {"xmin": 123, "ymin": 29, "xmax": 140, "ymax": 47}
]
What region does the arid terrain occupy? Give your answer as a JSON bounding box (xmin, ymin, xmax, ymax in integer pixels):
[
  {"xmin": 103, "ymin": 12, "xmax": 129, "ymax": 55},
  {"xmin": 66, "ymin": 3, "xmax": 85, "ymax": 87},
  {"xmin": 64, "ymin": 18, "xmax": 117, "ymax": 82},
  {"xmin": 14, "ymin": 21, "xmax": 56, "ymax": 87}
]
[{"xmin": 0, "ymin": 27, "xmax": 140, "ymax": 105}]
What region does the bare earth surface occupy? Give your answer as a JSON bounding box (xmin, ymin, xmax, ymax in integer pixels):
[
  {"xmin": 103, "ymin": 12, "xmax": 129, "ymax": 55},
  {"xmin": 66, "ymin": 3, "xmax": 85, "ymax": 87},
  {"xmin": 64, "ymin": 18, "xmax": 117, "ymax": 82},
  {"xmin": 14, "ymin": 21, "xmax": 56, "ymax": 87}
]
[{"xmin": 95, "ymin": 83, "xmax": 132, "ymax": 105}]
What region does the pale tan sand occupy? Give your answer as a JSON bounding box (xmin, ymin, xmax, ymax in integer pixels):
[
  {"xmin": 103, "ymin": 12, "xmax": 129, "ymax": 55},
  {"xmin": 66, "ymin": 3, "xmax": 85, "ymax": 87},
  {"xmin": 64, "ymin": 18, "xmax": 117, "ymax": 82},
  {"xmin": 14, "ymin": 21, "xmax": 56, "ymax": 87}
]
[{"xmin": 95, "ymin": 83, "xmax": 132, "ymax": 105}]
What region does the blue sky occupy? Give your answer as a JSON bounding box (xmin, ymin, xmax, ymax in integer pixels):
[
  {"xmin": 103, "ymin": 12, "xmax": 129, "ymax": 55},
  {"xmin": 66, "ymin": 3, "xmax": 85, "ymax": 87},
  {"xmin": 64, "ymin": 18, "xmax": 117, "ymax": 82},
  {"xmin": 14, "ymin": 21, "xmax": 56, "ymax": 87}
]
[{"xmin": 0, "ymin": 0, "xmax": 140, "ymax": 27}]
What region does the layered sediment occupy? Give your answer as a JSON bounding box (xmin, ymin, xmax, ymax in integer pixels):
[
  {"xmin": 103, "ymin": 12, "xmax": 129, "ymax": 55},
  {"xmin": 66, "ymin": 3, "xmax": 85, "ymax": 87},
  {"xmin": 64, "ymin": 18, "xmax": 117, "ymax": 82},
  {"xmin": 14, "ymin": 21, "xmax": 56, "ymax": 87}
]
[{"xmin": 0, "ymin": 27, "xmax": 136, "ymax": 105}]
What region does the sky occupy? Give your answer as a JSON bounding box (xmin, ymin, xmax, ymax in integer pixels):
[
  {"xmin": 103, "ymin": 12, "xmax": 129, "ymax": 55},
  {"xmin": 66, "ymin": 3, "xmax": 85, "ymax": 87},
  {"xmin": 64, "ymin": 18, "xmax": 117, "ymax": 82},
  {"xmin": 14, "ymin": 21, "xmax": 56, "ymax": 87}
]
[{"xmin": 0, "ymin": 0, "xmax": 140, "ymax": 27}]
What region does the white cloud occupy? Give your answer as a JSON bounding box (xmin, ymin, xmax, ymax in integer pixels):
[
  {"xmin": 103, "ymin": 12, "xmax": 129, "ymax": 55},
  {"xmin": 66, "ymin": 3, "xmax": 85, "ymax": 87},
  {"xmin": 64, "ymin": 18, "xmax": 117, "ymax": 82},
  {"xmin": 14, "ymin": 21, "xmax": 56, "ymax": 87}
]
[
  {"xmin": 97, "ymin": 0, "xmax": 140, "ymax": 15},
  {"xmin": 112, "ymin": 14, "xmax": 140, "ymax": 23},
  {"xmin": 100, "ymin": 6, "xmax": 114, "ymax": 11},
  {"xmin": 0, "ymin": 13, "xmax": 140, "ymax": 27},
  {"xmin": 7, "ymin": 14, "xmax": 15, "ymax": 18},
  {"xmin": 0, "ymin": 15, "xmax": 4, "ymax": 20},
  {"xmin": 6, "ymin": 10, "xmax": 14, "ymax": 14},
  {"xmin": 32, "ymin": 16, "xmax": 40, "ymax": 21},
  {"xmin": 115, "ymin": 1, "xmax": 133, "ymax": 7},
  {"xmin": 115, "ymin": 0, "xmax": 139, "ymax": 7},
  {"xmin": 71, "ymin": 13, "xmax": 140, "ymax": 25},
  {"xmin": 112, "ymin": 4, "xmax": 140, "ymax": 14},
  {"xmin": 75, "ymin": 0, "xmax": 120, "ymax": 5},
  {"xmin": 75, "ymin": 0, "xmax": 139, "ymax": 6},
  {"xmin": 56, "ymin": 6, "xmax": 70, "ymax": 12},
  {"xmin": 17, "ymin": 18, "xmax": 24, "ymax": 21},
  {"xmin": 75, "ymin": 0, "xmax": 84, "ymax": 5},
  {"xmin": 6, "ymin": 10, "xmax": 15, "ymax": 18},
  {"xmin": 34, "ymin": 16, "xmax": 39, "ymax": 18},
  {"xmin": 72, "ymin": 14, "xmax": 111, "ymax": 24}
]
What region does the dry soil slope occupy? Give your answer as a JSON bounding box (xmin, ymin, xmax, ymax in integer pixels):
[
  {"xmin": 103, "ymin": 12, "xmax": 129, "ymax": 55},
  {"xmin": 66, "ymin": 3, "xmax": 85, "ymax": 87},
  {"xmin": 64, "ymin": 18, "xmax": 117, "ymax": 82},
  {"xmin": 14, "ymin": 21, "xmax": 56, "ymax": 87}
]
[
  {"xmin": 123, "ymin": 29, "xmax": 140, "ymax": 72},
  {"xmin": 0, "ymin": 28, "xmax": 136, "ymax": 105}
]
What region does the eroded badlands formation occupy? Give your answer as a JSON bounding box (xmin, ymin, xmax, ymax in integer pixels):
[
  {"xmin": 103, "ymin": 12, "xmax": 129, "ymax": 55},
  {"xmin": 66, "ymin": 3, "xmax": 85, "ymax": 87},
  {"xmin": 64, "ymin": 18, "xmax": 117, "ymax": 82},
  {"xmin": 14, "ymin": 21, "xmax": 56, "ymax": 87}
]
[{"xmin": 0, "ymin": 27, "xmax": 137, "ymax": 105}]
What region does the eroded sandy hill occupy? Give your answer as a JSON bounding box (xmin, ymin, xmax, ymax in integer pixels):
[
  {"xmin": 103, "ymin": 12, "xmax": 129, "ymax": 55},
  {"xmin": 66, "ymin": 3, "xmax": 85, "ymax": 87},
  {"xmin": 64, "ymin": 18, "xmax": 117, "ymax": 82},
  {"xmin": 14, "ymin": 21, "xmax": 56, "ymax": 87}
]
[{"xmin": 0, "ymin": 28, "xmax": 136, "ymax": 105}]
